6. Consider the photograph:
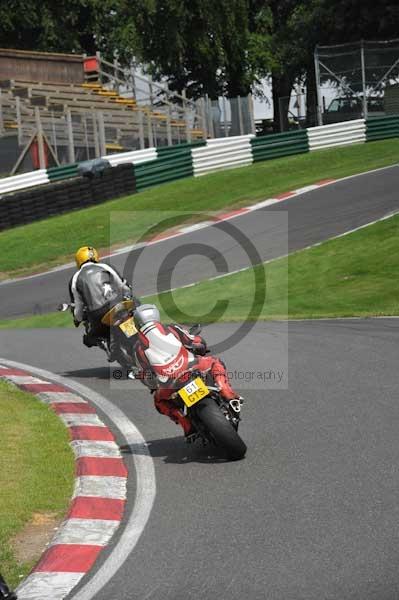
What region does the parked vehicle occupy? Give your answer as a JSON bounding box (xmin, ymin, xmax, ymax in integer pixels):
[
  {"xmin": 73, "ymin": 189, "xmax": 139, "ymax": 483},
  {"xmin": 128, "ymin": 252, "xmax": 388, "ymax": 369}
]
[{"xmin": 323, "ymin": 95, "xmax": 384, "ymax": 124}]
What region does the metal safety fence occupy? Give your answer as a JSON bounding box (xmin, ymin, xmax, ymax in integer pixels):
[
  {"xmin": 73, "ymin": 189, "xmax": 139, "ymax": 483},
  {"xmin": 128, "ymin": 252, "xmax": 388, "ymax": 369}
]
[{"xmin": 314, "ymin": 39, "xmax": 399, "ymax": 126}]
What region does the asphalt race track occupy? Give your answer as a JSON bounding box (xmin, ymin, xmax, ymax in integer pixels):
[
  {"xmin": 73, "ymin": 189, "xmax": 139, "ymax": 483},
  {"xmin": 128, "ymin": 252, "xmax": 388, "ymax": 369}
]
[
  {"xmin": 1, "ymin": 318, "xmax": 399, "ymax": 600},
  {"xmin": 1, "ymin": 165, "xmax": 399, "ymax": 599},
  {"xmin": 1, "ymin": 164, "xmax": 399, "ymax": 318}
]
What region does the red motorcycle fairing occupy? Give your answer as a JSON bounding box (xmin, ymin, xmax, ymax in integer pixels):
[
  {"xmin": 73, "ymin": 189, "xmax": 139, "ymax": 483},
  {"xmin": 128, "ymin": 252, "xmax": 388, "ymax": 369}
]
[
  {"xmin": 152, "ymin": 345, "xmax": 190, "ymax": 380},
  {"xmin": 136, "ymin": 320, "xmax": 196, "ymax": 387}
]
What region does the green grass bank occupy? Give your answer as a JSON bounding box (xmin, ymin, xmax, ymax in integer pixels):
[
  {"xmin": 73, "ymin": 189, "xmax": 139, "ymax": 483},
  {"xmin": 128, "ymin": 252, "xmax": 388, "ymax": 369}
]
[
  {"xmin": 2, "ymin": 211, "xmax": 398, "ymax": 328},
  {"xmin": 1, "ymin": 138, "xmax": 399, "ymax": 280},
  {"xmin": 0, "ymin": 380, "xmax": 74, "ymax": 587}
]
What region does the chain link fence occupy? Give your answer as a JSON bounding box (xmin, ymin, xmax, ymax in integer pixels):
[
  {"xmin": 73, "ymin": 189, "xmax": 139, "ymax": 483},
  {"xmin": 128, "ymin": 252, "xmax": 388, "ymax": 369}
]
[
  {"xmin": 203, "ymin": 95, "xmax": 255, "ymax": 138},
  {"xmin": 315, "ymin": 39, "xmax": 399, "ymax": 125}
]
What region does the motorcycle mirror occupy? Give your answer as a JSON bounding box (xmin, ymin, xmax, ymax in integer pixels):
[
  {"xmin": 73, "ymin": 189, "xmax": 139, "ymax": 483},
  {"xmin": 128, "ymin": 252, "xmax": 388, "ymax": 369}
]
[
  {"xmin": 189, "ymin": 323, "xmax": 201, "ymax": 336},
  {"xmin": 57, "ymin": 303, "xmax": 70, "ymax": 312}
]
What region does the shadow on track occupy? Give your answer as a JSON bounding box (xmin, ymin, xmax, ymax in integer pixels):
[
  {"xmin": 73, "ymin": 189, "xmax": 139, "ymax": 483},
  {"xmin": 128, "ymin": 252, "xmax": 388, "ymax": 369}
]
[
  {"xmin": 120, "ymin": 437, "xmax": 236, "ymax": 465},
  {"xmin": 63, "ymin": 366, "xmax": 112, "ymax": 379}
]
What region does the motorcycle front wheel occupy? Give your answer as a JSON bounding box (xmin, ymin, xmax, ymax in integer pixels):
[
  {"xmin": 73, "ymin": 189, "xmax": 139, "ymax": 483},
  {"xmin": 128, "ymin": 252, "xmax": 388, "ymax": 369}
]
[{"xmin": 195, "ymin": 397, "xmax": 246, "ymax": 460}]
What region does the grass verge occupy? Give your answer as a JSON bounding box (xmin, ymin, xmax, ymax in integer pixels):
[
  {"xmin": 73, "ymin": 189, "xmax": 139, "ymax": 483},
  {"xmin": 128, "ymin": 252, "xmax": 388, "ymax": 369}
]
[
  {"xmin": 1, "ymin": 211, "xmax": 399, "ymax": 327},
  {"xmin": 1, "ymin": 138, "xmax": 399, "ymax": 280},
  {"xmin": 0, "ymin": 380, "xmax": 74, "ymax": 587}
]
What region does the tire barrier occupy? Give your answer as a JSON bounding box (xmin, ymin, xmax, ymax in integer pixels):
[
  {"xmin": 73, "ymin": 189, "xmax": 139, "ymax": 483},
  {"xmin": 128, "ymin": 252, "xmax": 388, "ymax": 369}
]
[
  {"xmin": 1, "ymin": 115, "xmax": 399, "ymax": 231},
  {"xmin": 0, "ymin": 164, "xmax": 136, "ymax": 231}
]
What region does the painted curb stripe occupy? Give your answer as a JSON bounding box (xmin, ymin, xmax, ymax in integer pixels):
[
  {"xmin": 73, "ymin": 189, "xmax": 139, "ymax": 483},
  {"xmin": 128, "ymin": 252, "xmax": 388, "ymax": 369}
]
[
  {"xmin": 70, "ymin": 440, "xmax": 121, "ymax": 459},
  {"xmin": 50, "ymin": 519, "xmax": 120, "ymax": 546},
  {"xmin": 275, "ymin": 191, "xmax": 295, "ymax": 200},
  {"xmin": 76, "ymin": 457, "xmax": 128, "ymax": 477},
  {"xmin": 0, "ymin": 175, "xmax": 340, "ymax": 289},
  {"xmin": 33, "ymin": 544, "xmax": 103, "ymax": 573},
  {"xmin": 0, "ymin": 357, "xmax": 156, "ymax": 600},
  {"xmin": 52, "ymin": 402, "xmax": 96, "ymax": 414},
  {"xmin": 58, "ymin": 413, "xmax": 106, "ymax": 427},
  {"xmin": 73, "ymin": 476, "xmax": 127, "ymax": 499},
  {"xmin": 69, "ymin": 425, "xmax": 115, "ymax": 441},
  {"xmin": 0, "ymin": 368, "xmax": 31, "ymax": 376},
  {"xmin": 150, "ymin": 230, "xmax": 180, "ymax": 242},
  {"xmin": 315, "ymin": 178, "xmax": 336, "ymax": 185},
  {"xmin": 216, "ymin": 207, "xmax": 250, "ymax": 220},
  {"xmin": 16, "ymin": 572, "xmax": 84, "ymax": 600},
  {"xmin": 19, "ymin": 383, "xmax": 67, "ymax": 393},
  {"xmin": 0, "ymin": 367, "xmax": 128, "ymax": 600},
  {"xmin": 38, "ymin": 391, "xmax": 88, "ymax": 404},
  {"xmin": 68, "ymin": 497, "xmax": 125, "ymax": 521},
  {"xmin": 5, "ymin": 375, "xmax": 49, "ymax": 385}
]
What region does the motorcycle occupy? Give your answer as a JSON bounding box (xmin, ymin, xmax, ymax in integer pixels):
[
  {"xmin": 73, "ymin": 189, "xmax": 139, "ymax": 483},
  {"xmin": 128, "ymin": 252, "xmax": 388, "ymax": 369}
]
[
  {"xmin": 131, "ymin": 314, "xmax": 247, "ymax": 461},
  {"xmin": 58, "ymin": 299, "xmax": 138, "ymax": 371},
  {"xmin": 170, "ymin": 366, "xmax": 246, "ymax": 460}
]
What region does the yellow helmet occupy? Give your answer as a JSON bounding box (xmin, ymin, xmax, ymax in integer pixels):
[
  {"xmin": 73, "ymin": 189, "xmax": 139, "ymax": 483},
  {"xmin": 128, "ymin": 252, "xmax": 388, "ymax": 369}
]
[{"xmin": 75, "ymin": 246, "xmax": 99, "ymax": 268}]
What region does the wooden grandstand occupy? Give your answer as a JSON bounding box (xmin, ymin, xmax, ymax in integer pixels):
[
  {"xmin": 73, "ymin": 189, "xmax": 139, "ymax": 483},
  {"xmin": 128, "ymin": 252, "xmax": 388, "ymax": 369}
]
[{"xmin": 0, "ymin": 49, "xmax": 206, "ymax": 170}]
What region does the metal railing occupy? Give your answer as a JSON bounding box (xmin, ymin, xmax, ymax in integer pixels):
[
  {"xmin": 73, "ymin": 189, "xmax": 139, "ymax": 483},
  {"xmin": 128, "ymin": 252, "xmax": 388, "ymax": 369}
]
[{"xmin": 88, "ymin": 53, "xmax": 206, "ymax": 140}]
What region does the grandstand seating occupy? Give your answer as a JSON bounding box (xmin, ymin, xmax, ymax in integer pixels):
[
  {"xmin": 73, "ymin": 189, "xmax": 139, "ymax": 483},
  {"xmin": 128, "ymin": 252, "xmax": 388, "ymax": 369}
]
[{"xmin": 0, "ymin": 77, "xmax": 204, "ymax": 167}]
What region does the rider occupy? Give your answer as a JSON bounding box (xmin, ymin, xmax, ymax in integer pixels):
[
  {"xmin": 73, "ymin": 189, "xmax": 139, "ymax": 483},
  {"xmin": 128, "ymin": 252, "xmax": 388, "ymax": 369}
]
[
  {"xmin": 69, "ymin": 246, "xmax": 135, "ymax": 361},
  {"xmin": 0, "ymin": 573, "xmax": 17, "ymax": 600},
  {"xmin": 133, "ymin": 304, "xmax": 240, "ymax": 438}
]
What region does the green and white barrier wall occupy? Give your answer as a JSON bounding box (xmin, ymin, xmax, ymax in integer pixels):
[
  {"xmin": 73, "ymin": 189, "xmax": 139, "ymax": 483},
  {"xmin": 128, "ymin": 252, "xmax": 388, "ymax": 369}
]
[
  {"xmin": 251, "ymin": 129, "xmax": 309, "ymax": 162},
  {"xmin": 0, "ymin": 115, "xmax": 398, "ymax": 199}
]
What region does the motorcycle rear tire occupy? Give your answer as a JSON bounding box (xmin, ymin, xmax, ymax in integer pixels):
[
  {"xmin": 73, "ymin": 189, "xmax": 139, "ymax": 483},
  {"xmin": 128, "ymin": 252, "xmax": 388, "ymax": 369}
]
[{"xmin": 196, "ymin": 397, "xmax": 246, "ymax": 460}]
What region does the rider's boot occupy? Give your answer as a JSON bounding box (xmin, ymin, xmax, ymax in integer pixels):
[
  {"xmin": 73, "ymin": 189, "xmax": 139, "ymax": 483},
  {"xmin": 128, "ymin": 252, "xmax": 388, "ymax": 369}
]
[
  {"xmin": 154, "ymin": 393, "xmax": 195, "ymax": 438},
  {"xmin": 0, "ymin": 575, "xmax": 17, "ymax": 600},
  {"xmin": 107, "ymin": 338, "xmax": 118, "ymax": 363}
]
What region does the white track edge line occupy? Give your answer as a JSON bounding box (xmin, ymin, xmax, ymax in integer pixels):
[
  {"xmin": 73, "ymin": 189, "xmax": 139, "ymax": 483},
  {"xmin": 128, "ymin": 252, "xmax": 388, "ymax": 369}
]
[
  {"xmin": 0, "ymin": 358, "xmax": 156, "ymax": 600},
  {"xmin": 2, "ymin": 162, "xmax": 397, "ymax": 287},
  {"xmin": 151, "ymin": 208, "xmax": 399, "ymax": 296}
]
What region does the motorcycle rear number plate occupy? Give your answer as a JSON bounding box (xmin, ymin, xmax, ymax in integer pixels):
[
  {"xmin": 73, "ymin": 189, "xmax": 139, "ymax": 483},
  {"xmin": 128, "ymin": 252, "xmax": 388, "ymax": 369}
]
[
  {"xmin": 178, "ymin": 377, "xmax": 209, "ymax": 407},
  {"xmin": 119, "ymin": 317, "xmax": 137, "ymax": 337}
]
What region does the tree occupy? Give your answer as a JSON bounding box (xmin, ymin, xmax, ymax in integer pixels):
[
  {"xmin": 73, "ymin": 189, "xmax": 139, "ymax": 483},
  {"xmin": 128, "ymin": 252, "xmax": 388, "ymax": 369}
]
[
  {"xmin": 98, "ymin": 0, "xmax": 252, "ymax": 100},
  {"xmin": 0, "ymin": 0, "xmax": 106, "ymax": 54},
  {"xmin": 3, "ymin": 0, "xmax": 399, "ymax": 132},
  {"xmin": 248, "ymin": 1, "xmax": 318, "ymax": 130}
]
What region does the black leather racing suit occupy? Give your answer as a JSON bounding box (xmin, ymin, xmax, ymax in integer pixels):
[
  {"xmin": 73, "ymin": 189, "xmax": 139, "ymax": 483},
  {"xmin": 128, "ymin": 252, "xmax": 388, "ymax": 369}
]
[{"xmin": 69, "ymin": 261, "xmax": 133, "ymax": 350}]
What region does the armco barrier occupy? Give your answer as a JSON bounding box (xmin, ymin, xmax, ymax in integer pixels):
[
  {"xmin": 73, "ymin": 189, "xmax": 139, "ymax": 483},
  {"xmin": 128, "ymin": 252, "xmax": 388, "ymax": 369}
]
[
  {"xmin": 134, "ymin": 150, "xmax": 194, "ymax": 191},
  {"xmin": 251, "ymin": 130, "xmax": 308, "ymax": 162},
  {"xmin": 47, "ymin": 163, "xmax": 79, "ymax": 182},
  {"xmin": 308, "ymin": 119, "xmax": 366, "ymax": 151},
  {"xmin": 0, "ymin": 118, "xmax": 394, "ymax": 199},
  {"xmin": 47, "ymin": 148, "xmax": 160, "ymax": 181},
  {"xmin": 133, "ymin": 142, "xmax": 205, "ymax": 191},
  {"xmin": 0, "ymin": 169, "xmax": 49, "ymax": 194},
  {"xmin": 366, "ymin": 115, "xmax": 399, "ymax": 142},
  {"xmin": 102, "ymin": 147, "xmax": 157, "ymax": 167},
  {"xmin": 0, "ymin": 164, "xmax": 135, "ymax": 231},
  {"xmin": 192, "ymin": 135, "xmax": 254, "ymax": 176},
  {"xmin": 156, "ymin": 140, "xmax": 206, "ymax": 155}
]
